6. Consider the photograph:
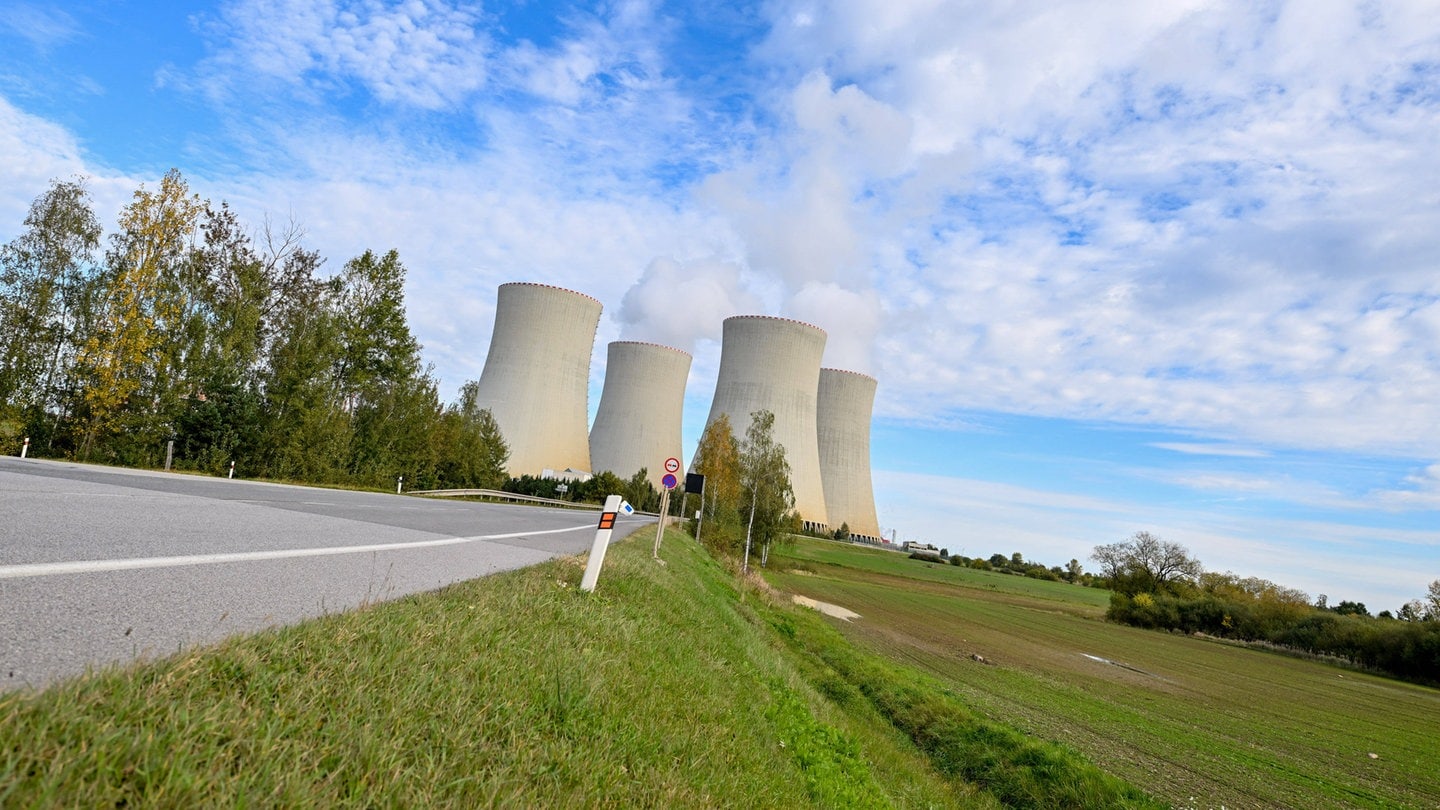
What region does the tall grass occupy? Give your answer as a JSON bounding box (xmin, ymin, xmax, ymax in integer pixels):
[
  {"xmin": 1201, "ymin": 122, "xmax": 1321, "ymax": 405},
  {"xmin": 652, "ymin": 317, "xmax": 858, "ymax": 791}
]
[{"xmin": 0, "ymin": 532, "xmax": 954, "ymax": 807}]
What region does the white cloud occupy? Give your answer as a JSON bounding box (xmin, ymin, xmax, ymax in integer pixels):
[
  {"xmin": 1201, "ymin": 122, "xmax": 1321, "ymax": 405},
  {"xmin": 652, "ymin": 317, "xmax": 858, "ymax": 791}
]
[
  {"xmin": 198, "ymin": 0, "xmax": 490, "ymax": 108},
  {"xmin": 617, "ymin": 256, "xmax": 762, "ymax": 352},
  {"xmin": 726, "ymin": 1, "xmax": 1440, "ymax": 456},
  {"xmin": 0, "ymin": 4, "xmax": 80, "ymax": 51},
  {"xmin": 0, "ymin": 96, "xmax": 140, "ymax": 237},
  {"xmin": 1151, "ymin": 443, "xmax": 1270, "ymax": 458},
  {"xmin": 1372, "ymin": 464, "xmax": 1440, "ymax": 510}
]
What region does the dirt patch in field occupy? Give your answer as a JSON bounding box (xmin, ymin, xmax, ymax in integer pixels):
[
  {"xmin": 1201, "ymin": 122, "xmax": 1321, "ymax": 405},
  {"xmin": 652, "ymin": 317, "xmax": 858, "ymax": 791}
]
[{"xmin": 792, "ymin": 594, "xmax": 861, "ymax": 621}]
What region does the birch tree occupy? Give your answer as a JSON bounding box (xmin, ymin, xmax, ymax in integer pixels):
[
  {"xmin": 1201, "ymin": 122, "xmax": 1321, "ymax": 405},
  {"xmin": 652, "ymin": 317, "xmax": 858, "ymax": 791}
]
[{"xmin": 0, "ymin": 178, "xmax": 103, "ymax": 438}]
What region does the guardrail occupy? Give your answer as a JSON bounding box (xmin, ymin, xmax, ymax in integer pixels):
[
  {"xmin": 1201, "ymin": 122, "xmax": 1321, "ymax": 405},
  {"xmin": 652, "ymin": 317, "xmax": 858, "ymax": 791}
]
[
  {"xmin": 406, "ymin": 488, "xmax": 596, "ymax": 509},
  {"xmin": 407, "ymin": 488, "xmax": 663, "ymax": 517}
]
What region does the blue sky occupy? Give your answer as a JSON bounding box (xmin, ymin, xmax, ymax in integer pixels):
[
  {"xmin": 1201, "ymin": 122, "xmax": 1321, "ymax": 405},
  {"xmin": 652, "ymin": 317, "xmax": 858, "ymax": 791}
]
[{"xmin": 2, "ymin": 0, "xmax": 1438, "ymax": 613}]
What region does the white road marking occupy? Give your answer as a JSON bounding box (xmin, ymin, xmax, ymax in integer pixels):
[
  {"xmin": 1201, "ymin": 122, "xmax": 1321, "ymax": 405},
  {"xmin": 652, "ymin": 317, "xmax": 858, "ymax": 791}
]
[{"xmin": 0, "ymin": 524, "xmax": 595, "ymax": 580}]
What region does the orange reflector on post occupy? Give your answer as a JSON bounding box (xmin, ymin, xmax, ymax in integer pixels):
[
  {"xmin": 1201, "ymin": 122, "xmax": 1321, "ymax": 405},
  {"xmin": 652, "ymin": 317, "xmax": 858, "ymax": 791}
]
[{"xmin": 598, "ymin": 512, "xmax": 616, "ymax": 530}]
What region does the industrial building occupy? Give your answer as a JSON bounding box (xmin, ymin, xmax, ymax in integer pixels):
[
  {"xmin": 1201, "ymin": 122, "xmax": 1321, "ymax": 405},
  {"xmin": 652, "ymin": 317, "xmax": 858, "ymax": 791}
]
[
  {"xmin": 589, "ymin": 341, "xmax": 691, "ymax": 489},
  {"xmin": 817, "ymin": 368, "xmax": 881, "ymax": 542},
  {"xmin": 703, "ymin": 315, "xmax": 830, "ymax": 532},
  {"xmin": 470, "ymin": 282, "xmax": 601, "ymax": 477}
]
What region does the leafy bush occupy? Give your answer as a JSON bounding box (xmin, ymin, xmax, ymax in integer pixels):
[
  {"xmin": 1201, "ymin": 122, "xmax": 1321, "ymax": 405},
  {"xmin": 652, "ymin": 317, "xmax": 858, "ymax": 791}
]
[{"xmin": 1107, "ymin": 591, "xmax": 1440, "ymax": 685}]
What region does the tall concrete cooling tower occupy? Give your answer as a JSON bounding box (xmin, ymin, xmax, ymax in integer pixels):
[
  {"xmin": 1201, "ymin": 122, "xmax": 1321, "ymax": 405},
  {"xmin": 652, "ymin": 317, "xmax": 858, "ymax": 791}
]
[
  {"xmin": 704, "ymin": 315, "xmax": 829, "ymax": 531},
  {"xmin": 472, "ymin": 282, "xmax": 601, "ymax": 477},
  {"xmin": 589, "ymin": 341, "xmax": 691, "ymax": 488},
  {"xmin": 817, "ymin": 369, "xmax": 881, "ymax": 542}
]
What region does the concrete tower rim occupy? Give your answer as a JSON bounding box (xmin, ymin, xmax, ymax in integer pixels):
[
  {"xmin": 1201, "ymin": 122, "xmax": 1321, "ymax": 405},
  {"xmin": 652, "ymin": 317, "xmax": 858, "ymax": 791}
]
[
  {"xmin": 608, "ymin": 340, "xmax": 692, "ymax": 358},
  {"xmin": 497, "ymin": 281, "xmax": 602, "ymax": 306},
  {"xmin": 820, "ymin": 367, "xmax": 878, "ymax": 382},
  {"xmin": 724, "ymin": 314, "xmax": 828, "ymax": 337}
]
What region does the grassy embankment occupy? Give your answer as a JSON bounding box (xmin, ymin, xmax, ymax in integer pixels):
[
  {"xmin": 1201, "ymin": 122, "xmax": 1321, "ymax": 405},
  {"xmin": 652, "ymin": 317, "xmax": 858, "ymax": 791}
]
[
  {"xmin": 0, "ymin": 527, "xmax": 1158, "ymax": 808},
  {"xmin": 768, "ymin": 538, "xmax": 1440, "ymax": 809}
]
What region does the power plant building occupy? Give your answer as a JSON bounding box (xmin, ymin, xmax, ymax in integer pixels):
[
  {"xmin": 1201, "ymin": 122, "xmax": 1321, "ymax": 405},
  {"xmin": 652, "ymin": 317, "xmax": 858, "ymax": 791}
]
[
  {"xmin": 471, "ymin": 282, "xmax": 601, "ymax": 477},
  {"xmin": 817, "ymin": 368, "xmax": 881, "ymax": 542},
  {"xmin": 704, "ymin": 315, "xmax": 829, "ymax": 532},
  {"xmin": 589, "ymin": 341, "xmax": 691, "ymax": 489}
]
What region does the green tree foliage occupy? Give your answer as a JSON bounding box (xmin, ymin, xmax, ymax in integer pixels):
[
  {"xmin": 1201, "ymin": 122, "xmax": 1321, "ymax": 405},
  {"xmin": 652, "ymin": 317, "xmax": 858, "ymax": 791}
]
[
  {"xmin": 73, "ymin": 169, "xmax": 206, "ymax": 460},
  {"xmin": 621, "ymin": 467, "xmax": 661, "ymax": 513},
  {"xmin": 0, "ymin": 172, "xmax": 510, "ymax": 494},
  {"xmin": 1091, "ymin": 531, "xmax": 1203, "ymax": 595},
  {"xmin": 0, "ymin": 178, "xmax": 103, "ymax": 450},
  {"xmin": 1106, "ymin": 571, "xmax": 1440, "ymax": 686},
  {"xmin": 1331, "ymin": 600, "xmax": 1369, "ymax": 617},
  {"xmin": 739, "ymin": 409, "xmax": 797, "ymax": 568},
  {"xmin": 428, "ymin": 381, "xmax": 510, "ymax": 490},
  {"xmin": 689, "ymin": 413, "xmax": 744, "ymax": 553}
]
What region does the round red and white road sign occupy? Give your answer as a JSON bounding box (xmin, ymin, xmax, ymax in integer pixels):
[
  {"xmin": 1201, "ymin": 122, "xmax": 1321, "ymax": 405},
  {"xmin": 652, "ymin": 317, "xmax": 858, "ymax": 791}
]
[{"xmin": 664, "ymin": 457, "xmax": 680, "ymax": 474}]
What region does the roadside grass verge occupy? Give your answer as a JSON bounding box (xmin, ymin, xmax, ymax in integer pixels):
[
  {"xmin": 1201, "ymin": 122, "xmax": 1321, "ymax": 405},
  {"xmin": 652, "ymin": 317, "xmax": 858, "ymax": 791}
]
[
  {"xmin": 0, "ymin": 530, "xmax": 964, "ymax": 807},
  {"xmin": 756, "ymin": 593, "xmax": 1161, "ymax": 810},
  {"xmin": 770, "ymin": 537, "xmax": 1440, "ymax": 809}
]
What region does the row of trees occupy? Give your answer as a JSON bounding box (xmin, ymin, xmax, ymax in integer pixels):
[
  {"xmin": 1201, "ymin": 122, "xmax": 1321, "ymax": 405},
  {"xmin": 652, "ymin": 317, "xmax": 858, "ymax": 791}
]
[
  {"xmin": 1095, "ymin": 532, "xmax": 1440, "ymax": 685},
  {"xmin": 502, "ymin": 468, "xmax": 663, "ymax": 514},
  {"xmin": 965, "ymin": 552, "xmax": 1090, "ymax": 584},
  {"xmin": 0, "ymin": 173, "xmax": 508, "ymax": 490},
  {"xmin": 687, "ymin": 410, "xmax": 800, "ymax": 568}
]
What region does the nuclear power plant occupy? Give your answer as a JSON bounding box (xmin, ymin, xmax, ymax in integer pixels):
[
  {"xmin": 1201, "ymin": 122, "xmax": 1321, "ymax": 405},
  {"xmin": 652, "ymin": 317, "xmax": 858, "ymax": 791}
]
[
  {"xmin": 469, "ymin": 284, "xmax": 882, "ymax": 541},
  {"xmin": 817, "ymin": 369, "xmax": 881, "ymax": 542},
  {"xmin": 703, "ymin": 315, "xmax": 830, "ymax": 532},
  {"xmin": 470, "ymin": 282, "xmax": 601, "ymax": 477},
  {"xmin": 589, "ymin": 341, "xmax": 691, "ymax": 488}
]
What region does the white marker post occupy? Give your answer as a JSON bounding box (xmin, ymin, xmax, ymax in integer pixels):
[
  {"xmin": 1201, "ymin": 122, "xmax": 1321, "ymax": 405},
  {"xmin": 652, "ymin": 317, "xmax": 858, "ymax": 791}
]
[
  {"xmin": 19, "ymin": 437, "xmax": 29, "ymax": 459},
  {"xmin": 397, "ymin": 475, "xmax": 404, "ymax": 494},
  {"xmin": 228, "ymin": 460, "xmax": 235, "ymax": 479},
  {"xmin": 580, "ymin": 494, "xmax": 623, "ymax": 593}
]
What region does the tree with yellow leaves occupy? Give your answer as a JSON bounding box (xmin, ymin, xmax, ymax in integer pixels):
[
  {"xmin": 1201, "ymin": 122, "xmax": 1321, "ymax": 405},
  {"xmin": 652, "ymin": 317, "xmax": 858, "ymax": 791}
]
[{"xmin": 75, "ymin": 169, "xmax": 204, "ymax": 458}]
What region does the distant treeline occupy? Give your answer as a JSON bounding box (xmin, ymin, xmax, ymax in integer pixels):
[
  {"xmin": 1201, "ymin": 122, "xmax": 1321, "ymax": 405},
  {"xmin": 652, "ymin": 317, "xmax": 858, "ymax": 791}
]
[
  {"xmin": 1108, "ymin": 586, "xmax": 1440, "ymax": 685},
  {"xmin": 0, "ymin": 172, "xmax": 513, "ymax": 490},
  {"xmin": 1095, "ymin": 533, "xmax": 1440, "ymax": 686}
]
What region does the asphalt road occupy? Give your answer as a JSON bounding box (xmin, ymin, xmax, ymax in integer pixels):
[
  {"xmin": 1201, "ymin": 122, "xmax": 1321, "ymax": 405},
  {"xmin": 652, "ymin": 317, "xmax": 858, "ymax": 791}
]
[{"xmin": 0, "ymin": 456, "xmax": 652, "ymax": 691}]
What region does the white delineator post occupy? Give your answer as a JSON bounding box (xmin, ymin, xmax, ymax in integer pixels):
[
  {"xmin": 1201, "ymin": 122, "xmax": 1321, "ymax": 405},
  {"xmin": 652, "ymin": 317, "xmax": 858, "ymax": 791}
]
[
  {"xmin": 228, "ymin": 461, "xmax": 235, "ymax": 479},
  {"xmin": 20, "ymin": 437, "xmax": 29, "ymax": 458},
  {"xmin": 397, "ymin": 475, "xmax": 404, "ymax": 494},
  {"xmin": 580, "ymin": 494, "xmax": 622, "ymax": 593}
]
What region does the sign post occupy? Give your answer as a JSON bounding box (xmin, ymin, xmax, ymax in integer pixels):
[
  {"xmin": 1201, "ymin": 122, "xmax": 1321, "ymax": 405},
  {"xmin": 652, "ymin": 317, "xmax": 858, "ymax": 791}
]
[
  {"xmin": 684, "ymin": 472, "xmax": 705, "ymax": 543},
  {"xmin": 654, "ymin": 459, "xmax": 680, "ymax": 560},
  {"xmin": 581, "ymin": 494, "xmax": 623, "ymax": 592}
]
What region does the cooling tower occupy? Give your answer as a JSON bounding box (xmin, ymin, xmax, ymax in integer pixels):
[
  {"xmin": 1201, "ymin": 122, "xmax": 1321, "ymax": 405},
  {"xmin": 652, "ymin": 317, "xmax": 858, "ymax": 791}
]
[
  {"xmin": 472, "ymin": 282, "xmax": 601, "ymax": 477},
  {"xmin": 817, "ymin": 369, "xmax": 881, "ymax": 542},
  {"xmin": 704, "ymin": 315, "xmax": 829, "ymax": 531},
  {"xmin": 589, "ymin": 341, "xmax": 692, "ymax": 489}
]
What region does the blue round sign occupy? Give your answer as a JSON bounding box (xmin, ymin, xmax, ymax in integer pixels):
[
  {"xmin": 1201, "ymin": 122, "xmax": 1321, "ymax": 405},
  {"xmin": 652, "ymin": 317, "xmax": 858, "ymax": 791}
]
[{"xmin": 662, "ymin": 473, "xmax": 678, "ymax": 490}]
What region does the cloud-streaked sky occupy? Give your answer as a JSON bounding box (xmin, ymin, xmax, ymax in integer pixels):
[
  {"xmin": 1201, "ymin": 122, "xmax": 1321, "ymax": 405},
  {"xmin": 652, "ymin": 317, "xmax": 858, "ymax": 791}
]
[{"xmin": 2, "ymin": 0, "xmax": 1437, "ymax": 613}]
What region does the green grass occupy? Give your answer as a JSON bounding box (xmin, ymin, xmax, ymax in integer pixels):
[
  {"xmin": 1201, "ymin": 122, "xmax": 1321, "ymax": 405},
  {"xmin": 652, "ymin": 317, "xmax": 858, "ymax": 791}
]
[
  {"xmin": 769, "ymin": 537, "xmax": 1440, "ymax": 809},
  {"xmin": 756, "ymin": 595, "xmax": 1161, "ymax": 809},
  {"xmin": 781, "ymin": 540, "xmax": 1112, "ymax": 611},
  {"xmin": 0, "ymin": 530, "xmax": 979, "ymax": 807}
]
